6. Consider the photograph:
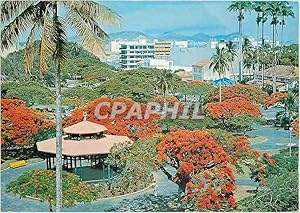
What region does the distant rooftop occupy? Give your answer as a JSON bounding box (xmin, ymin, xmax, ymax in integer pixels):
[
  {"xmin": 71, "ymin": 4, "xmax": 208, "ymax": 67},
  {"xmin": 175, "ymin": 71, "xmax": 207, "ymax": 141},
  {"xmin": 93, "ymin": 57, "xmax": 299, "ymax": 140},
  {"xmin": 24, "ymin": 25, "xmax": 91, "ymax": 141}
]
[
  {"xmin": 264, "ymin": 65, "xmax": 298, "ymax": 78},
  {"xmin": 170, "ymin": 44, "xmax": 214, "ymax": 66},
  {"xmin": 192, "ymin": 59, "xmax": 211, "ymax": 67}
]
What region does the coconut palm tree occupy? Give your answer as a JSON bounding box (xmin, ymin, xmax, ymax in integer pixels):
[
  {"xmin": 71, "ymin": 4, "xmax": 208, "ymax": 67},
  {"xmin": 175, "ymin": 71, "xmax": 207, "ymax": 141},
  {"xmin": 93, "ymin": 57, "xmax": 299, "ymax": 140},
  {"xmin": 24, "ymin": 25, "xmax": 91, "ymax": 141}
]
[
  {"xmin": 242, "ymin": 38, "xmax": 254, "ymax": 78},
  {"xmin": 252, "ymin": 1, "xmax": 269, "ymax": 46},
  {"xmin": 267, "ymin": 1, "xmax": 282, "ymax": 48},
  {"xmin": 225, "ymin": 41, "xmax": 237, "ymax": 82},
  {"xmin": 279, "ymin": 2, "xmax": 295, "ymax": 45},
  {"xmin": 228, "ymin": 1, "xmax": 252, "ymax": 83},
  {"xmin": 266, "ymin": 1, "xmax": 283, "ymax": 93},
  {"xmin": 209, "ymin": 47, "xmax": 230, "ymax": 102},
  {"xmin": 1, "ymin": 1, "xmax": 120, "ymax": 211},
  {"xmin": 157, "ymin": 70, "xmax": 174, "ymax": 113},
  {"xmin": 69, "ymin": 42, "xmax": 81, "ymax": 57}
]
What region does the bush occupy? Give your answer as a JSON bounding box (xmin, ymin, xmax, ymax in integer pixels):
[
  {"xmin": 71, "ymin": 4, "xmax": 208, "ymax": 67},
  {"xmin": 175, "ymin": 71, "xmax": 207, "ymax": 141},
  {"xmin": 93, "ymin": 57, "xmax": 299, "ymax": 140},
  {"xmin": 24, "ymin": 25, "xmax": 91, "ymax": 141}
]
[
  {"xmin": 237, "ymin": 149, "xmax": 299, "ymax": 211},
  {"xmin": 106, "ymin": 138, "xmax": 158, "ymax": 195},
  {"xmin": 162, "ymin": 117, "xmax": 215, "ymax": 131},
  {"xmin": 7, "ymin": 170, "xmax": 97, "ymax": 210}
]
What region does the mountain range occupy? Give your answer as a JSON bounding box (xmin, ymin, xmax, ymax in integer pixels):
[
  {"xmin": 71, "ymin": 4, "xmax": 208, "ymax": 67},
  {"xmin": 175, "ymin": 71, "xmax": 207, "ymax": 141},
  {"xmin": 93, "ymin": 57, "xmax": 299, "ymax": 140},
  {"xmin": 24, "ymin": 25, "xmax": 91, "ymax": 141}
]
[{"xmin": 108, "ymin": 30, "xmax": 240, "ymax": 42}]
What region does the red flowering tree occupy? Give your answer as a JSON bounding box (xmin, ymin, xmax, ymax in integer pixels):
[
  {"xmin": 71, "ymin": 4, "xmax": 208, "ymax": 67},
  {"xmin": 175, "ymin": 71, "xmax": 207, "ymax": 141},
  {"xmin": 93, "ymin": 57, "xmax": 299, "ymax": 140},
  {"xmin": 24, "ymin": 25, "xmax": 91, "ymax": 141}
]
[
  {"xmin": 208, "ymin": 84, "xmax": 268, "ymax": 104},
  {"xmin": 63, "ymin": 97, "xmax": 161, "ymax": 140},
  {"xmin": 205, "ymin": 99, "xmax": 261, "ymax": 124},
  {"xmin": 263, "ymin": 92, "xmax": 288, "ymax": 108},
  {"xmin": 1, "ymin": 99, "xmax": 54, "ymax": 145},
  {"xmin": 157, "ymin": 129, "xmax": 269, "ymax": 210},
  {"xmin": 189, "ymin": 80, "xmax": 211, "ymax": 86},
  {"xmin": 291, "ymin": 117, "xmax": 299, "ymax": 137}
]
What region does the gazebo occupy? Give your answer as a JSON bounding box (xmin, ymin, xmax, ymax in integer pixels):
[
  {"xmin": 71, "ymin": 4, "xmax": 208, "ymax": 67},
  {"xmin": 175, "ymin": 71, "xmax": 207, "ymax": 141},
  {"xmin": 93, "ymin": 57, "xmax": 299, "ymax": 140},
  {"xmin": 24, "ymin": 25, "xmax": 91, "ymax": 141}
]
[{"xmin": 36, "ymin": 116, "xmax": 132, "ymax": 182}]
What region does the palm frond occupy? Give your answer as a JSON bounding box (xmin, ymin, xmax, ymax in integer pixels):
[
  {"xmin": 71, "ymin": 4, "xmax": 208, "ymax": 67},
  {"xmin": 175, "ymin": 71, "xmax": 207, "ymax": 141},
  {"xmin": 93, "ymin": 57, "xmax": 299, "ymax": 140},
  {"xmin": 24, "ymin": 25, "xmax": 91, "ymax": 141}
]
[
  {"xmin": 39, "ymin": 10, "xmax": 55, "ymax": 74},
  {"xmin": 1, "ymin": 1, "xmax": 34, "ymax": 23},
  {"xmin": 24, "ymin": 22, "xmax": 39, "ymax": 73},
  {"xmin": 65, "ymin": 8, "xmax": 108, "ymax": 58},
  {"xmin": 52, "ymin": 16, "xmax": 67, "ymax": 63},
  {"xmin": 63, "ymin": 1, "xmax": 121, "ymax": 27},
  {"xmin": 1, "ymin": 4, "xmax": 35, "ymax": 51}
]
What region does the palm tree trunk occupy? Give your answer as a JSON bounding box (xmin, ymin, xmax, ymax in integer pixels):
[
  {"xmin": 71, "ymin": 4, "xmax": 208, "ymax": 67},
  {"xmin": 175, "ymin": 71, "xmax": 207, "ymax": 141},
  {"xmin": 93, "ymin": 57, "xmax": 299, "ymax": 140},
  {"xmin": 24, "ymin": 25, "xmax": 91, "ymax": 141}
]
[
  {"xmin": 272, "ymin": 23, "xmax": 277, "ymax": 93},
  {"xmin": 255, "ymin": 23, "xmax": 259, "ymax": 84},
  {"xmin": 231, "ymin": 62, "xmax": 236, "ymax": 82},
  {"xmin": 219, "ymin": 74, "xmax": 222, "ymax": 102},
  {"xmin": 55, "ymin": 61, "xmax": 63, "ymax": 212},
  {"xmin": 238, "ymin": 20, "xmax": 243, "ymax": 83},
  {"xmin": 261, "ymin": 21, "xmax": 265, "ymax": 46},
  {"xmin": 53, "ymin": 3, "xmax": 63, "ymax": 212},
  {"xmin": 219, "ymin": 84, "xmax": 222, "ymax": 102},
  {"xmin": 281, "ymin": 18, "xmax": 284, "ymax": 45},
  {"xmin": 261, "ymin": 64, "xmax": 265, "ymax": 88}
]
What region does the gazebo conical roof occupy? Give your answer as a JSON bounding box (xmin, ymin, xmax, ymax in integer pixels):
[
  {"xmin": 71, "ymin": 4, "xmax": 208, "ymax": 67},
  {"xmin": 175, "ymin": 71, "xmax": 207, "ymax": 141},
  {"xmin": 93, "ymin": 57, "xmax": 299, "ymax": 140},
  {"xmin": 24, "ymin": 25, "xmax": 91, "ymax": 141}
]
[{"xmin": 63, "ymin": 120, "xmax": 108, "ymax": 135}]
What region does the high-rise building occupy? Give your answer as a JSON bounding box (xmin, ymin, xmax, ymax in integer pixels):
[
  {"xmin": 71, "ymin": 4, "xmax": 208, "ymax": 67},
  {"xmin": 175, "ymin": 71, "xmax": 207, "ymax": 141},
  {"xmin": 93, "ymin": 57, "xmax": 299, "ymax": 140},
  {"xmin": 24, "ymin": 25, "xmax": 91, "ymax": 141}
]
[{"xmin": 119, "ymin": 39, "xmax": 155, "ymax": 69}]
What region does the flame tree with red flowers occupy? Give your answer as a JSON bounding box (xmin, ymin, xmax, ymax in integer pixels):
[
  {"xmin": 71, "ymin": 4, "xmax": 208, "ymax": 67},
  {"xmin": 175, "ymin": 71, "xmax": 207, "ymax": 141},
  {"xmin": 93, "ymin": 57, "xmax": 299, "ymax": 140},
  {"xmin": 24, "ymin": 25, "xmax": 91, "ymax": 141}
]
[
  {"xmin": 291, "ymin": 117, "xmax": 299, "ymax": 137},
  {"xmin": 205, "ymin": 98, "xmax": 262, "ymax": 132},
  {"xmin": 63, "ymin": 97, "xmax": 161, "ymax": 141},
  {"xmin": 263, "ymin": 92, "xmax": 288, "ymax": 108},
  {"xmin": 157, "ymin": 129, "xmax": 270, "ymax": 210},
  {"xmin": 1, "ymin": 99, "xmax": 54, "ymax": 146},
  {"xmin": 208, "ymin": 84, "xmax": 268, "ymax": 104}
]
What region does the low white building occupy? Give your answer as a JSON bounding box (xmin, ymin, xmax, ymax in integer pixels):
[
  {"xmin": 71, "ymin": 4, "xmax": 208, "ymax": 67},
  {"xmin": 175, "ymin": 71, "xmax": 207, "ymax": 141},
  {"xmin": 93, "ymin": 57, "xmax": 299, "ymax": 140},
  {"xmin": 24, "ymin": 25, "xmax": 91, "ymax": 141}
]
[
  {"xmin": 192, "ymin": 59, "xmax": 231, "ymax": 81},
  {"xmin": 174, "ymin": 41, "xmax": 188, "ymax": 48},
  {"xmin": 141, "ymin": 58, "xmax": 192, "ymax": 72}
]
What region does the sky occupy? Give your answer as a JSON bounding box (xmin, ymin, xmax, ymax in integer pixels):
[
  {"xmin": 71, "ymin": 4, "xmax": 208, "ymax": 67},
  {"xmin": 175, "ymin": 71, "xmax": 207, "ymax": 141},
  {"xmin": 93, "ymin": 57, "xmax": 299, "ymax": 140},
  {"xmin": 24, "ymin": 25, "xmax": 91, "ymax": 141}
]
[{"xmin": 97, "ymin": 0, "xmax": 299, "ymax": 43}]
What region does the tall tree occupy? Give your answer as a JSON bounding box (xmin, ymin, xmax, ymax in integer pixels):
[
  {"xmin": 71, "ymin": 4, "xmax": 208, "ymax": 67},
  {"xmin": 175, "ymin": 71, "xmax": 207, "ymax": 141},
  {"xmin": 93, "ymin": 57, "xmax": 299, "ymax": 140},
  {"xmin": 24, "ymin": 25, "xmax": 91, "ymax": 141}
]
[
  {"xmin": 242, "ymin": 38, "xmax": 254, "ymax": 77},
  {"xmin": 1, "ymin": 1, "xmax": 120, "ymax": 211},
  {"xmin": 156, "ymin": 70, "xmax": 174, "ymax": 113},
  {"xmin": 225, "ymin": 41, "xmax": 237, "ymax": 82},
  {"xmin": 266, "ymin": 1, "xmax": 283, "ymax": 93},
  {"xmin": 228, "ymin": 1, "xmax": 252, "ymax": 83},
  {"xmin": 278, "ymin": 2, "xmax": 295, "ymax": 45},
  {"xmin": 209, "ymin": 47, "xmax": 230, "ymax": 102}
]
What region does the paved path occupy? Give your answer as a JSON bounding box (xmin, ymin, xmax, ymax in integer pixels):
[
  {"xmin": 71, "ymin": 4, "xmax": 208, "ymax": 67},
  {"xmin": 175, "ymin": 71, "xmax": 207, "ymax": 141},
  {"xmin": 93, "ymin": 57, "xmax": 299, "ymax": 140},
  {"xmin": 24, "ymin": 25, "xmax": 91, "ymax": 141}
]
[{"xmin": 247, "ymin": 125, "xmax": 298, "ymax": 152}]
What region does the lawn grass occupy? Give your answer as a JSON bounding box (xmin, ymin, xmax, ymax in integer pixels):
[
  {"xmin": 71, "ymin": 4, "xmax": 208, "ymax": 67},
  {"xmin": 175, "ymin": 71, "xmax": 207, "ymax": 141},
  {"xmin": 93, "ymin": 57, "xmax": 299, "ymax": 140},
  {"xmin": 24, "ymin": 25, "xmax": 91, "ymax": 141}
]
[
  {"xmin": 235, "ymin": 185, "xmax": 256, "ymax": 201},
  {"xmin": 248, "ymin": 135, "xmax": 267, "ymax": 144}
]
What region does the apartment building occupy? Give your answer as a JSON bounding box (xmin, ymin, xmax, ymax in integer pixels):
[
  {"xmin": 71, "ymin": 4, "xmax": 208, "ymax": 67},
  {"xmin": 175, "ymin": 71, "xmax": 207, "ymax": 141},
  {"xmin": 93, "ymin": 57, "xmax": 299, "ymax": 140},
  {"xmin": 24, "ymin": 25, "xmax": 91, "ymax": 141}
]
[
  {"xmin": 154, "ymin": 41, "xmax": 172, "ymax": 59},
  {"xmin": 119, "ymin": 39, "xmax": 155, "ymax": 69}
]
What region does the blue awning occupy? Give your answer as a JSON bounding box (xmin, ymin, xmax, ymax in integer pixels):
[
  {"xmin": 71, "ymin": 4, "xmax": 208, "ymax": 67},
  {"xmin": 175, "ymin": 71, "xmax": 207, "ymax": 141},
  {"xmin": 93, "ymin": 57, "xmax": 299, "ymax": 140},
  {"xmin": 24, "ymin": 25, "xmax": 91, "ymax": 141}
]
[{"xmin": 213, "ymin": 77, "xmax": 236, "ymax": 86}]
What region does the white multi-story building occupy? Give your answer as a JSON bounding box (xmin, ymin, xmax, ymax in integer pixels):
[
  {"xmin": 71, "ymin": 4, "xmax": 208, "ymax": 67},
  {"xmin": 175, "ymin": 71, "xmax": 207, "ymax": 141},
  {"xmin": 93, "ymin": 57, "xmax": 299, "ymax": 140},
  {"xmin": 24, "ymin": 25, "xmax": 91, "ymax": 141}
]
[{"xmin": 119, "ymin": 39, "xmax": 155, "ymax": 69}]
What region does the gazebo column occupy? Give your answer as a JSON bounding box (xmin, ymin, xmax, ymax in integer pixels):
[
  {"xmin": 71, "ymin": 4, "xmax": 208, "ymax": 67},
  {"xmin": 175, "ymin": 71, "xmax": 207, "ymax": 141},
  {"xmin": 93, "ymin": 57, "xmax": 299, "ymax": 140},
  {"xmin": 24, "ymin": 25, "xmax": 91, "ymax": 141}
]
[
  {"xmin": 107, "ymin": 164, "xmax": 111, "ymax": 180},
  {"xmin": 46, "ymin": 156, "xmax": 49, "ymax": 170},
  {"xmin": 49, "ymin": 156, "xmax": 52, "ymax": 169}
]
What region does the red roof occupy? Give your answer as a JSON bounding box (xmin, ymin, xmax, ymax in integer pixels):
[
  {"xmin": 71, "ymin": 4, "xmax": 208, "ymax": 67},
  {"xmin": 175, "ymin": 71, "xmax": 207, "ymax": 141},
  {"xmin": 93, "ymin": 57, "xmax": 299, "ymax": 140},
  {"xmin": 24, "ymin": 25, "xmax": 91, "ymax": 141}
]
[{"xmin": 192, "ymin": 60, "xmax": 211, "ymax": 67}]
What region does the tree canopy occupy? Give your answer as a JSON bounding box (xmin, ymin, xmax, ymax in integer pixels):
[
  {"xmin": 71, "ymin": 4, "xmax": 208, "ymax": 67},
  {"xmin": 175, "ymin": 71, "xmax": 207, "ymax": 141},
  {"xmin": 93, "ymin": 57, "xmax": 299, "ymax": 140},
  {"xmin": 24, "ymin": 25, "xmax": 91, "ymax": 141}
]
[
  {"xmin": 1, "ymin": 99, "xmax": 54, "ymax": 145},
  {"xmin": 97, "ymin": 68, "xmax": 185, "ymax": 103},
  {"xmin": 7, "ymin": 170, "xmax": 97, "ymax": 210},
  {"xmin": 1, "ymin": 41, "xmax": 115, "ymax": 86},
  {"xmin": 1, "ymin": 81, "xmax": 54, "ymax": 106}
]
